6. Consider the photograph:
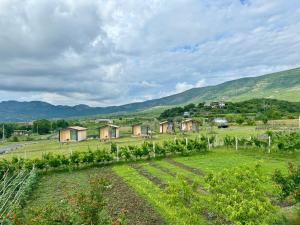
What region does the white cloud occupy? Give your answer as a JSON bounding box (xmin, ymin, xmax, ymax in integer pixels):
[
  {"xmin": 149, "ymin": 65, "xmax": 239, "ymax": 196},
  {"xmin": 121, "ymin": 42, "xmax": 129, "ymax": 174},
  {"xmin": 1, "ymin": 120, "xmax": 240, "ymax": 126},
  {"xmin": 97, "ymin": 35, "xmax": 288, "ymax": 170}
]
[{"xmin": 0, "ymin": 0, "xmax": 299, "ymax": 106}]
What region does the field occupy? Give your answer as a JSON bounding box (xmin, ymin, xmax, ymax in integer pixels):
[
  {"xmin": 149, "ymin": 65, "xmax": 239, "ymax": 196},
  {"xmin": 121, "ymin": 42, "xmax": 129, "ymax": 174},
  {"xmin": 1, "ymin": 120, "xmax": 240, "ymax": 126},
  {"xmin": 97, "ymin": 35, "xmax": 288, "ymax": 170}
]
[
  {"xmin": 1, "ymin": 124, "xmax": 300, "ymax": 225},
  {"xmin": 1, "ymin": 125, "xmax": 266, "ymax": 159},
  {"xmin": 21, "ymin": 148, "xmax": 300, "ymax": 224}
]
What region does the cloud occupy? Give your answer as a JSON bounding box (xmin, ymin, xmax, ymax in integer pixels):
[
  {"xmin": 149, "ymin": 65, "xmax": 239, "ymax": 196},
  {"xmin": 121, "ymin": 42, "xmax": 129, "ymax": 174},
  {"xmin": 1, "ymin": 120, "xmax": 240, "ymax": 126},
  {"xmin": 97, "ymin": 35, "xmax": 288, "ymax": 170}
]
[{"xmin": 0, "ymin": 0, "xmax": 299, "ymax": 106}]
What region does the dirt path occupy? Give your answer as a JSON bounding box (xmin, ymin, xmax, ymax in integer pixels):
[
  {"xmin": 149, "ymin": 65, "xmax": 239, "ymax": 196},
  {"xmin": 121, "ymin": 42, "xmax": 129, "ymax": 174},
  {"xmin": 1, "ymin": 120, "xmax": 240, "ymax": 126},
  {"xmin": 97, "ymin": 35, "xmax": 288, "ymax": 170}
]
[
  {"xmin": 164, "ymin": 158, "xmax": 205, "ymax": 176},
  {"xmin": 0, "ymin": 141, "xmax": 37, "ymax": 154}
]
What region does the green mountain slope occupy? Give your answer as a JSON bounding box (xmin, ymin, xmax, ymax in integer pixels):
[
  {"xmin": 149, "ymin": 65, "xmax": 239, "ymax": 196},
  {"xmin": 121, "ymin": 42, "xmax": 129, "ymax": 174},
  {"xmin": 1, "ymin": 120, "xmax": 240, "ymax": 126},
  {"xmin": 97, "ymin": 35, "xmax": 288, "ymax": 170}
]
[
  {"xmin": 152, "ymin": 67, "xmax": 300, "ymax": 104},
  {"xmin": 0, "ymin": 67, "xmax": 299, "ymax": 122}
]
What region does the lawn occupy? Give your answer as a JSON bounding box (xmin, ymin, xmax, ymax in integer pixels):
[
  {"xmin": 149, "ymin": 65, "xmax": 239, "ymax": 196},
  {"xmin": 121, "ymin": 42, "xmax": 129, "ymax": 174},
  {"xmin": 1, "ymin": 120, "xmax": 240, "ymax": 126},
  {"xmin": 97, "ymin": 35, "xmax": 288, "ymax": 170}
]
[
  {"xmin": 0, "ymin": 125, "xmax": 266, "ymax": 159},
  {"xmin": 22, "ymin": 147, "xmax": 300, "ymax": 225}
]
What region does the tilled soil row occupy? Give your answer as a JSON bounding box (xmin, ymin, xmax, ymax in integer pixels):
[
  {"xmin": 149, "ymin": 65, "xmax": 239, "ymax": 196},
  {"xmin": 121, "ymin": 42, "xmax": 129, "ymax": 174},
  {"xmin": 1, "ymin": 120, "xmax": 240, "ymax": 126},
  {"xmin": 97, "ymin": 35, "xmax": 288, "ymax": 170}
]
[
  {"xmin": 164, "ymin": 158, "xmax": 205, "ymax": 176},
  {"xmin": 130, "ymin": 163, "xmax": 167, "ymax": 189},
  {"xmin": 100, "ymin": 167, "xmax": 166, "ymax": 225},
  {"xmin": 149, "ymin": 162, "xmax": 207, "ymax": 193}
]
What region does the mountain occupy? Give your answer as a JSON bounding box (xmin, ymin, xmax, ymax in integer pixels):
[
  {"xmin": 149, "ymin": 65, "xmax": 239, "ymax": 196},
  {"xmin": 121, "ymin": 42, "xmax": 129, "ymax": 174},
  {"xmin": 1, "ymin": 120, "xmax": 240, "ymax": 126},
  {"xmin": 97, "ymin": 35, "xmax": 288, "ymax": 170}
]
[{"xmin": 0, "ymin": 67, "xmax": 300, "ymax": 122}]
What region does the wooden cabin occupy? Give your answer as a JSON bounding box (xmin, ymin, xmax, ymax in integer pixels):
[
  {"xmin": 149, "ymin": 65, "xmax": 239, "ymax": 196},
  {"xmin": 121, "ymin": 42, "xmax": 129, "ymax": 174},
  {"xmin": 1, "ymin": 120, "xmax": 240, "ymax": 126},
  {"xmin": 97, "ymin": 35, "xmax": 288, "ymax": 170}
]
[
  {"xmin": 132, "ymin": 124, "xmax": 150, "ymax": 137},
  {"xmin": 99, "ymin": 124, "xmax": 120, "ymax": 140},
  {"xmin": 59, "ymin": 126, "xmax": 87, "ymax": 142},
  {"xmin": 159, "ymin": 121, "xmax": 174, "ymax": 134},
  {"xmin": 181, "ymin": 119, "xmax": 198, "ymax": 132}
]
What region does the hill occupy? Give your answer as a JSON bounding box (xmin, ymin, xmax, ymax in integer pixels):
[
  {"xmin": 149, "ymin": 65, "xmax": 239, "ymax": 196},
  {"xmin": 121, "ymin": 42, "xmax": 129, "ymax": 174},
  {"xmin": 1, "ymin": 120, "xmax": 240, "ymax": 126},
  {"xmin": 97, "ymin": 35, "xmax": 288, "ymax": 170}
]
[{"xmin": 0, "ymin": 67, "xmax": 300, "ymax": 122}]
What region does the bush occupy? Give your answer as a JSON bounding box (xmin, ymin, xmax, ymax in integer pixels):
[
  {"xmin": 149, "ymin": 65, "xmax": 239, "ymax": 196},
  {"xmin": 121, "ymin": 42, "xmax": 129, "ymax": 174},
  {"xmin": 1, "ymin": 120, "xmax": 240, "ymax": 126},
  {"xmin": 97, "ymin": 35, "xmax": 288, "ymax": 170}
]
[
  {"xmin": 204, "ymin": 164, "xmax": 285, "ymax": 224},
  {"xmin": 273, "ymin": 163, "xmax": 300, "ymax": 203}
]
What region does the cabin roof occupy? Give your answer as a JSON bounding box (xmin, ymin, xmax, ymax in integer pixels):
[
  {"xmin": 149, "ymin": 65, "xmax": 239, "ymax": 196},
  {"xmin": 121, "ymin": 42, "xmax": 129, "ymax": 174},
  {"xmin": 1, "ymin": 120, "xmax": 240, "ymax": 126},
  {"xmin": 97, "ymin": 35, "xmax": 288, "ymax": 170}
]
[
  {"xmin": 182, "ymin": 119, "xmax": 193, "ymax": 123},
  {"xmin": 68, "ymin": 126, "xmax": 87, "ymax": 131},
  {"xmin": 99, "ymin": 124, "xmax": 119, "ymax": 129},
  {"xmin": 159, "ymin": 121, "xmax": 169, "ymax": 125}
]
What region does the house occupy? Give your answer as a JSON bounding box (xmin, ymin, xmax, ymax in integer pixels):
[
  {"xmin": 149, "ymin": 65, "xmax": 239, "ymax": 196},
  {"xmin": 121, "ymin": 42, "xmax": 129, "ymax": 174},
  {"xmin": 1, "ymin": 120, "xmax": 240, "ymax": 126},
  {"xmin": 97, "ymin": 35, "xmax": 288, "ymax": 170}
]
[
  {"xmin": 183, "ymin": 111, "xmax": 190, "ymax": 117},
  {"xmin": 210, "ymin": 100, "xmax": 225, "ymax": 108},
  {"xmin": 13, "ymin": 130, "xmax": 31, "ymax": 136},
  {"xmin": 59, "ymin": 126, "xmax": 87, "ymax": 142},
  {"xmin": 159, "ymin": 121, "xmax": 174, "ymax": 133},
  {"xmin": 181, "ymin": 119, "xmax": 198, "ymax": 132},
  {"xmin": 132, "ymin": 124, "xmax": 150, "ymax": 137},
  {"xmin": 95, "ymin": 118, "xmax": 113, "ymax": 124},
  {"xmin": 99, "ymin": 124, "xmax": 120, "ymax": 140}
]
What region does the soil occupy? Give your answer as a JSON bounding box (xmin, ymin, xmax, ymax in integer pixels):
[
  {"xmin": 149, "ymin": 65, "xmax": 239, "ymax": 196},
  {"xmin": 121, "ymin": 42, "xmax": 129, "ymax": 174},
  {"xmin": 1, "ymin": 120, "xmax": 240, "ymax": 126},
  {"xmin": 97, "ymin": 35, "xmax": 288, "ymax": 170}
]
[
  {"xmin": 130, "ymin": 163, "xmax": 167, "ymax": 189},
  {"xmin": 100, "ymin": 167, "xmax": 166, "ymax": 225},
  {"xmin": 164, "ymin": 158, "xmax": 205, "ymax": 176}
]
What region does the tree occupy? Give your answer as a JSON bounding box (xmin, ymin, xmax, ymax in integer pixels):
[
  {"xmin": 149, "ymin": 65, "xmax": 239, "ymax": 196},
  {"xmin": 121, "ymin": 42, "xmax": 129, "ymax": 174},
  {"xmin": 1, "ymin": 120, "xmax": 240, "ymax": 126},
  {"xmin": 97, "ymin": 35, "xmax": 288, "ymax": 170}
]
[
  {"xmin": 33, "ymin": 119, "xmax": 51, "ymax": 135},
  {"xmin": 0, "ymin": 123, "xmax": 15, "ymax": 139},
  {"xmin": 235, "ymin": 115, "xmax": 245, "ymax": 125},
  {"xmin": 54, "ymin": 119, "xmax": 69, "ymax": 130}
]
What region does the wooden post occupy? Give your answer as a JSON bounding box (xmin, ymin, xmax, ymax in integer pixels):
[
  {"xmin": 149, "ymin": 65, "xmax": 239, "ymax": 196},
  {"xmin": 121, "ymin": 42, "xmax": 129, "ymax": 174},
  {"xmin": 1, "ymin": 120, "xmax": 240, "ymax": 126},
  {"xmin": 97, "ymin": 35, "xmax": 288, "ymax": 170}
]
[
  {"xmin": 208, "ymin": 137, "xmax": 210, "ymax": 150},
  {"xmin": 117, "ymin": 145, "xmax": 119, "ymax": 161},
  {"xmin": 185, "ymin": 138, "xmax": 188, "ymax": 146},
  {"xmin": 268, "ymin": 136, "xmax": 271, "ymax": 154},
  {"xmin": 235, "ymin": 137, "xmax": 238, "ymax": 151},
  {"xmin": 153, "ymin": 142, "xmax": 156, "ymax": 158}
]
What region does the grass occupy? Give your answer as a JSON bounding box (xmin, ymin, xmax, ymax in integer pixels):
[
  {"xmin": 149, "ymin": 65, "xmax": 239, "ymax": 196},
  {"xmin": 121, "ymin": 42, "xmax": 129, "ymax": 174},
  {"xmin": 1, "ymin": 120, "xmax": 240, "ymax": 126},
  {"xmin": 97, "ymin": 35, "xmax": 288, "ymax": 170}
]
[
  {"xmin": 21, "ymin": 147, "xmax": 300, "ymax": 224},
  {"xmin": 0, "ymin": 125, "xmax": 267, "ymax": 159}
]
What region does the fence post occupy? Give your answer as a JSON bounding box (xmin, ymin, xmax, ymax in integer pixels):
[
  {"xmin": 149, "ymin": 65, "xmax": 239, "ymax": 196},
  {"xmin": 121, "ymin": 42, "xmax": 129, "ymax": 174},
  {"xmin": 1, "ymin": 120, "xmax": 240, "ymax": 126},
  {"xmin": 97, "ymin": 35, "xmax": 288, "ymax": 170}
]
[
  {"xmin": 235, "ymin": 137, "xmax": 238, "ymax": 151},
  {"xmin": 268, "ymin": 136, "xmax": 271, "ymax": 154},
  {"xmin": 185, "ymin": 137, "xmax": 188, "ymax": 146},
  {"xmin": 153, "ymin": 142, "xmax": 156, "ymax": 158},
  {"xmin": 174, "ymin": 137, "xmax": 176, "ymax": 143},
  {"xmin": 117, "ymin": 145, "xmax": 119, "ymax": 161},
  {"xmin": 208, "ymin": 137, "xmax": 211, "ymax": 150}
]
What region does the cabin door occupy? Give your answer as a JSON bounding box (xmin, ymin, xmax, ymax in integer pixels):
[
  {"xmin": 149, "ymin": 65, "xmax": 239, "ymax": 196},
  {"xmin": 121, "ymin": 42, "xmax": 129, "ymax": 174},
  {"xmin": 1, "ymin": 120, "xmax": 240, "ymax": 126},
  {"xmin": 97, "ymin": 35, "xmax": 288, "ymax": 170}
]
[
  {"xmin": 141, "ymin": 126, "xmax": 148, "ymax": 135},
  {"xmin": 70, "ymin": 130, "xmax": 78, "ymax": 141},
  {"xmin": 110, "ymin": 127, "xmax": 116, "ymax": 138}
]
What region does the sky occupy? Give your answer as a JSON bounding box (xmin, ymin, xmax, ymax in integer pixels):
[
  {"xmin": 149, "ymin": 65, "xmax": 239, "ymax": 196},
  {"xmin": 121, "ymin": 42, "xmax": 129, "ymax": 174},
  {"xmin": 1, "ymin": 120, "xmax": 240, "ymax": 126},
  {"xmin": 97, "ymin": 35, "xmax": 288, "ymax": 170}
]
[{"xmin": 0, "ymin": 0, "xmax": 300, "ymax": 106}]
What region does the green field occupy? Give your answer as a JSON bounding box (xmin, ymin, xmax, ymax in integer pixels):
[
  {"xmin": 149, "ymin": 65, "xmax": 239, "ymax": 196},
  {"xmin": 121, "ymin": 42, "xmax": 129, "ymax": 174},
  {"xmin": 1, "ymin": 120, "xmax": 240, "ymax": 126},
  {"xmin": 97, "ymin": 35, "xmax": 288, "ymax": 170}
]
[
  {"xmin": 22, "ymin": 148, "xmax": 300, "ymax": 224},
  {"xmin": 1, "ymin": 125, "xmax": 266, "ymax": 159}
]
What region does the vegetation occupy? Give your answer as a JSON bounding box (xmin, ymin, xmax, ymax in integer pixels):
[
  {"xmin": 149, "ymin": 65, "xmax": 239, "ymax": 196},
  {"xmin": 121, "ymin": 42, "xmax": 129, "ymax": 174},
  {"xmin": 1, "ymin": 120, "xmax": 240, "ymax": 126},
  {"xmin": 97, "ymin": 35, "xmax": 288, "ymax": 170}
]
[
  {"xmin": 159, "ymin": 98, "xmax": 300, "ymax": 120},
  {"xmin": 25, "ymin": 175, "xmax": 126, "ymax": 225},
  {"xmin": 273, "ymin": 163, "xmax": 300, "ymax": 203}
]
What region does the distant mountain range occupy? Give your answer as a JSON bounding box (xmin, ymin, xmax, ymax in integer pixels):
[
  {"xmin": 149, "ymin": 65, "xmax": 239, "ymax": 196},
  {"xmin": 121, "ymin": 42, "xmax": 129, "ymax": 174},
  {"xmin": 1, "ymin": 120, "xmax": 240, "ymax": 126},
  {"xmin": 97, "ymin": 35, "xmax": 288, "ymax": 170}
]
[{"xmin": 1, "ymin": 67, "xmax": 300, "ymax": 122}]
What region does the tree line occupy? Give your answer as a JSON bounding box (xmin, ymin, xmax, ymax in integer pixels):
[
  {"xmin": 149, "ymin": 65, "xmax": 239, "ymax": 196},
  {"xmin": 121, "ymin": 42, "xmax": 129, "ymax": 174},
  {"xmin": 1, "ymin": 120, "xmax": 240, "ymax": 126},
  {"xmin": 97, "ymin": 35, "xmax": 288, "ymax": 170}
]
[{"xmin": 159, "ymin": 98, "xmax": 300, "ymax": 120}]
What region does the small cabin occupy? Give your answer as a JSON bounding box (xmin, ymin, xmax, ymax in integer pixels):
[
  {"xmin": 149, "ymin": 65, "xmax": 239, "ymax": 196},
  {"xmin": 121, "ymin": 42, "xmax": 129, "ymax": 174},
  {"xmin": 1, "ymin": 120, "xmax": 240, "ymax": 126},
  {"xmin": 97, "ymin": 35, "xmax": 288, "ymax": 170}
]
[
  {"xmin": 132, "ymin": 124, "xmax": 150, "ymax": 137},
  {"xmin": 59, "ymin": 126, "xmax": 87, "ymax": 142},
  {"xmin": 181, "ymin": 119, "xmax": 198, "ymax": 132},
  {"xmin": 99, "ymin": 124, "xmax": 120, "ymax": 140},
  {"xmin": 159, "ymin": 121, "xmax": 174, "ymax": 134}
]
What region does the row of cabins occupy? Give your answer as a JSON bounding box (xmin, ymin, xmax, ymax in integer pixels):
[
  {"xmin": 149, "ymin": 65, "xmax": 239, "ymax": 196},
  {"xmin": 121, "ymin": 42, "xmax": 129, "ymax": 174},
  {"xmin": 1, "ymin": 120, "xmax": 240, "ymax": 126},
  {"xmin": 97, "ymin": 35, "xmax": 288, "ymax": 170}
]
[{"xmin": 59, "ymin": 119, "xmax": 199, "ymax": 143}]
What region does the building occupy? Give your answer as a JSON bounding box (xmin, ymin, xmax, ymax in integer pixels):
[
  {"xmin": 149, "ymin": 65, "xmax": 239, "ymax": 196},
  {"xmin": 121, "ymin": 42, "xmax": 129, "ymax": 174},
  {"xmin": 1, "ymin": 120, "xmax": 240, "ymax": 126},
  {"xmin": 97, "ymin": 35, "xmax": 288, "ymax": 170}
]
[
  {"xmin": 13, "ymin": 130, "xmax": 31, "ymax": 136},
  {"xmin": 159, "ymin": 121, "xmax": 174, "ymax": 134},
  {"xmin": 132, "ymin": 124, "xmax": 150, "ymax": 137},
  {"xmin": 210, "ymin": 100, "xmax": 225, "ymax": 108},
  {"xmin": 95, "ymin": 118, "xmax": 113, "ymax": 124},
  {"xmin": 99, "ymin": 124, "xmax": 120, "ymax": 140},
  {"xmin": 181, "ymin": 119, "xmax": 198, "ymax": 132},
  {"xmin": 59, "ymin": 126, "xmax": 87, "ymax": 142}
]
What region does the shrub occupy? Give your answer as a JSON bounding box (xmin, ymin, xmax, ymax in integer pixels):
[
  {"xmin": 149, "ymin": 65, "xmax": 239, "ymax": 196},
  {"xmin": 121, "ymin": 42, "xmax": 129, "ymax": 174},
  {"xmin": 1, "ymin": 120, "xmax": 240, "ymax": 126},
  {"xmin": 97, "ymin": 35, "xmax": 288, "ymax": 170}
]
[
  {"xmin": 204, "ymin": 164, "xmax": 284, "ymax": 224},
  {"xmin": 273, "ymin": 163, "xmax": 300, "ymax": 203}
]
